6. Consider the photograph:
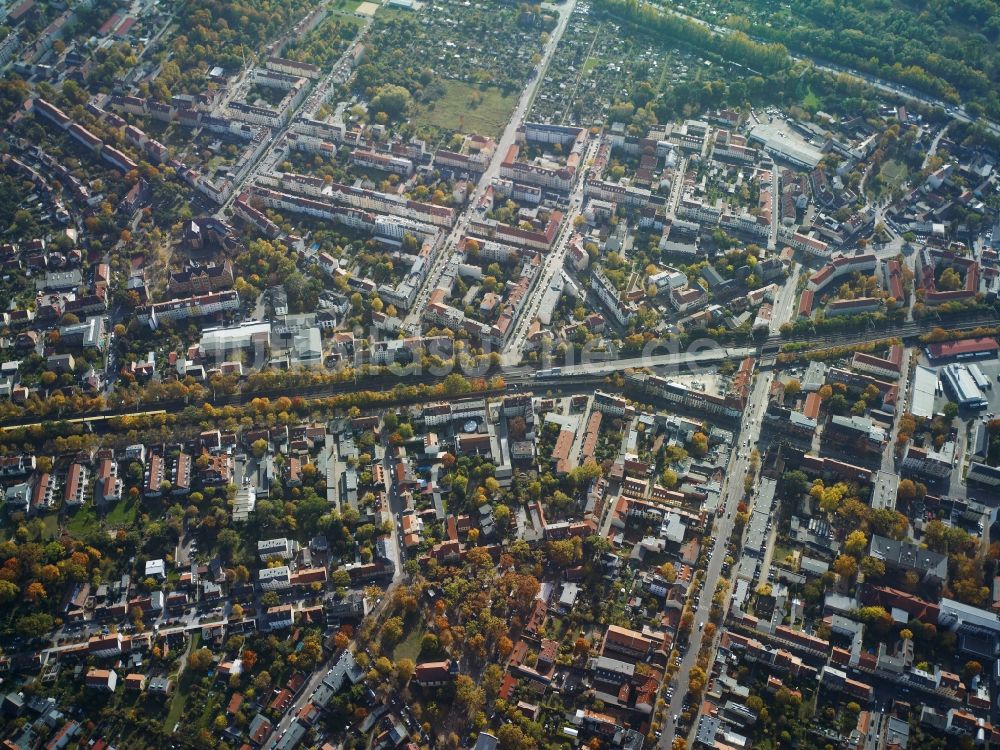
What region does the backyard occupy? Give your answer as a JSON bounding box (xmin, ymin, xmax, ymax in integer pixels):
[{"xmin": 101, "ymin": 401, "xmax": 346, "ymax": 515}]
[
  {"xmin": 392, "ymin": 617, "xmax": 426, "ymax": 662},
  {"xmin": 66, "ymin": 504, "xmax": 99, "ymax": 538},
  {"xmin": 163, "ymin": 633, "xmax": 200, "ymax": 732}
]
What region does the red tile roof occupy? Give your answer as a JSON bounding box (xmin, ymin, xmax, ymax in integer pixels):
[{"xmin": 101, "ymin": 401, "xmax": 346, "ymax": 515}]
[{"xmin": 927, "ymin": 337, "xmax": 999, "ymax": 359}]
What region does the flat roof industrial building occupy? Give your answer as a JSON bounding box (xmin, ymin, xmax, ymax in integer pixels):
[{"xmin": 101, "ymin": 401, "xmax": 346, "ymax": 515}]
[
  {"xmin": 911, "ymin": 365, "xmax": 938, "ymax": 419},
  {"xmin": 941, "ymin": 363, "xmax": 988, "ymax": 410}
]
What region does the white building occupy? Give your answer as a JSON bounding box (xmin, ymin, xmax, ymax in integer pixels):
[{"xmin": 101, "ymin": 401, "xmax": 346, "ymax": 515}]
[
  {"xmin": 258, "ymin": 565, "xmax": 292, "ymax": 590},
  {"xmin": 258, "ymin": 537, "xmax": 300, "ymax": 561},
  {"xmin": 145, "ymin": 559, "xmax": 166, "ymax": 579},
  {"xmin": 198, "ymin": 322, "xmax": 271, "ymax": 360}
]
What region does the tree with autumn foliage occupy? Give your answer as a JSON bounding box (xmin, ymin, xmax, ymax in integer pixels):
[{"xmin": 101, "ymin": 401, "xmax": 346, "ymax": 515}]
[
  {"xmin": 25, "ymin": 582, "xmax": 46, "ymax": 602},
  {"xmin": 688, "ymin": 665, "xmax": 707, "ymax": 694},
  {"xmin": 188, "ymin": 648, "xmax": 214, "ymax": 671},
  {"xmin": 689, "ymin": 431, "xmax": 709, "ymax": 457},
  {"xmin": 832, "ymin": 554, "xmax": 858, "ymax": 580},
  {"xmin": 679, "ymin": 610, "xmax": 694, "ymax": 635},
  {"xmin": 497, "ymin": 635, "xmax": 513, "ymax": 659}
]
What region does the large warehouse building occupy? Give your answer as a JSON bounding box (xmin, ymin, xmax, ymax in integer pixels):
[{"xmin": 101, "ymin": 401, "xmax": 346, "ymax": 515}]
[{"xmin": 941, "ymin": 363, "xmax": 988, "ymax": 410}]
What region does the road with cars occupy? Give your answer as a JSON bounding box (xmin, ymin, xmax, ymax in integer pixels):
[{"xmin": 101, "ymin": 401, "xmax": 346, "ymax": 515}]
[
  {"xmin": 660, "ymin": 368, "xmax": 773, "ymax": 746},
  {"xmin": 503, "ymin": 137, "xmax": 602, "ymax": 363}
]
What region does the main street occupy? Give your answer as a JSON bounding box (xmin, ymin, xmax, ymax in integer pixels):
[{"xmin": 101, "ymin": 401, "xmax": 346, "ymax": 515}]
[
  {"xmin": 503, "ymin": 136, "xmax": 602, "ymax": 363},
  {"xmin": 660, "ymin": 367, "xmax": 773, "ymax": 747},
  {"xmin": 659, "ymin": 248, "xmax": 806, "ymax": 745},
  {"xmin": 402, "ymin": 0, "xmax": 579, "ymax": 331},
  {"xmin": 768, "ymin": 264, "xmax": 800, "ymax": 335}
]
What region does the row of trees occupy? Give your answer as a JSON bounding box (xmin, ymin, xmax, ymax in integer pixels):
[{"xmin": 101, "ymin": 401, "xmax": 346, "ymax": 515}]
[{"xmin": 593, "ymin": 0, "xmax": 791, "ymax": 76}]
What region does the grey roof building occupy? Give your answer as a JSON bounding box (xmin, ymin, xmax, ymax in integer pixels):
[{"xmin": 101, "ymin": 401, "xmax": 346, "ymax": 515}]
[{"xmin": 869, "ymin": 535, "xmax": 948, "ymax": 584}]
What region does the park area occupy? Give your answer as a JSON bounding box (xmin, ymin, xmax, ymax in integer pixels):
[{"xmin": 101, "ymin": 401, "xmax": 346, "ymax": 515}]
[
  {"xmin": 355, "ymin": 0, "xmax": 548, "ymax": 140},
  {"xmin": 411, "ymin": 82, "xmax": 517, "ymax": 137}
]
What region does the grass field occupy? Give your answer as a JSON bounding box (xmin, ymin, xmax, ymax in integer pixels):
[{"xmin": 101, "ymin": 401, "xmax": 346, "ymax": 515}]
[
  {"xmin": 163, "ymin": 674, "xmax": 190, "ymax": 732},
  {"xmin": 106, "ymin": 498, "xmax": 139, "ymax": 529},
  {"xmin": 331, "ymin": 0, "xmax": 366, "ymax": 13},
  {"xmin": 582, "ymin": 56, "xmax": 601, "ymax": 74},
  {"xmin": 392, "ymin": 619, "xmax": 426, "ymax": 662},
  {"xmin": 880, "ymin": 159, "xmax": 908, "ymax": 186},
  {"xmin": 163, "ymin": 633, "xmax": 200, "ymax": 731},
  {"xmin": 413, "ymin": 81, "xmax": 517, "ymax": 138},
  {"xmin": 39, "ymin": 513, "xmax": 59, "ymax": 540},
  {"xmin": 802, "ymin": 86, "xmax": 821, "ymax": 111},
  {"xmin": 66, "ymin": 504, "xmax": 98, "ymax": 538},
  {"xmin": 374, "ymin": 5, "xmax": 410, "ymax": 19}
]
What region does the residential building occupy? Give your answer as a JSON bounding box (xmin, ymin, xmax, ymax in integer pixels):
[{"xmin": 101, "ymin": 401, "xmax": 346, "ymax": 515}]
[
  {"xmin": 94, "ymin": 458, "xmax": 122, "ymax": 506},
  {"xmin": 85, "ymin": 669, "xmax": 117, "ymax": 692},
  {"xmin": 901, "ymin": 442, "xmax": 954, "ymax": 480},
  {"xmin": 413, "ymin": 660, "xmax": 458, "ymax": 687},
  {"xmin": 258, "ymin": 538, "xmax": 299, "ymax": 561},
  {"xmin": 869, "ymin": 535, "xmax": 948, "ymax": 586},
  {"xmin": 258, "ymin": 566, "xmax": 292, "ymax": 590},
  {"xmin": 63, "ymin": 463, "xmax": 88, "ymax": 507}
]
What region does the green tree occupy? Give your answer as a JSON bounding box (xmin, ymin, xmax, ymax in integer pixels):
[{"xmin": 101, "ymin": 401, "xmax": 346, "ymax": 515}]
[
  {"xmin": 454, "ymin": 674, "xmax": 485, "ymax": 720},
  {"xmin": 370, "ymin": 84, "xmax": 412, "ymax": 118},
  {"xmin": 381, "ymin": 616, "xmax": 404, "ymax": 647},
  {"xmin": 860, "ymin": 556, "xmax": 886, "ymax": 577},
  {"xmin": 938, "ymin": 268, "xmax": 962, "ymax": 291},
  {"xmin": 261, "ymin": 591, "xmax": 280, "ymax": 609},
  {"xmin": 15, "ymin": 612, "xmax": 52, "ymax": 638},
  {"xmin": 0, "ymin": 580, "xmax": 19, "ymax": 604},
  {"xmin": 331, "ymin": 568, "xmax": 351, "ymax": 588},
  {"xmin": 251, "ymin": 439, "xmax": 268, "ymax": 458},
  {"xmin": 188, "ymin": 647, "xmax": 214, "ymax": 671}
]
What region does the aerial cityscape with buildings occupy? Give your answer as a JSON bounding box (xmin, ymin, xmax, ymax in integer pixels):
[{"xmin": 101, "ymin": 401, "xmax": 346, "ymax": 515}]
[{"xmin": 0, "ymin": 0, "xmax": 1000, "ymax": 749}]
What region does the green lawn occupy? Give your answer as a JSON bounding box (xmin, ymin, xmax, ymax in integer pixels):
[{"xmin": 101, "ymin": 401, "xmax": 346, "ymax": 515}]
[
  {"xmin": 331, "ymin": 0, "xmax": 364, "ymax": 12},
  {"xmin": 802, "ymin": 86, "xmax": 821, "ymax": 111},
  {"xmin": 162, "ymin": 675, "xmax": 190, "ymax": 732},
  {"xmin": 582, "ymin": 56, "xmax": 601, "ymax": 74},
  {"xmin": 880, "ymin": 159, "xmax": 908, "ymax": 187},
  {"xmin": 66, "ymin": 504, "xmax": 99, "ymax": 538},
  {"xmin": 38, "ymin": 513, "xmax": 60, "ymax": 540},
  {"xmin": 374, "ymin": 5, "xmax": 410, "ymax": 20},
  {"xmin": 105, "ymin": 498, "xmax": 139, "ymax": 529},
  {"xmin": 773, "ymin": 544, "xmax": 797, "ymax": 568},
  {"xmin": 392, "ymin": 619, "xmax": 425, "ymax": 662},
  {"xmin": 412, "ymin": 81, "xmax": 518, "ymax": 138}
]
